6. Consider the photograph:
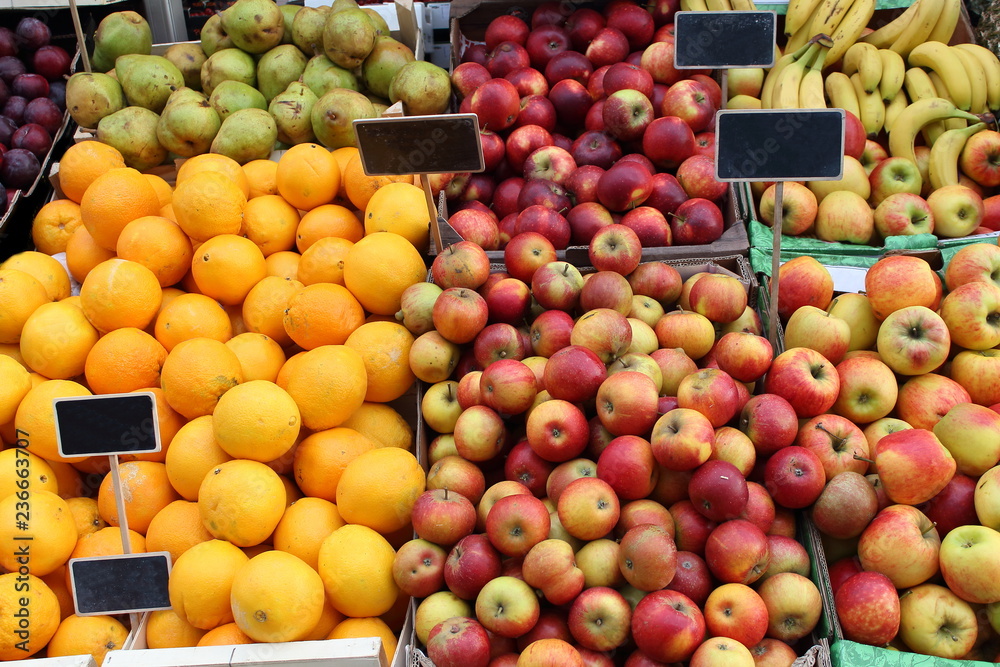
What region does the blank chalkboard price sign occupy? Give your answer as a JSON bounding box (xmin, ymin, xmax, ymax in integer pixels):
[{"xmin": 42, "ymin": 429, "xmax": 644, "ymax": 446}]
[
  {"xmin": 674, "ymin": 11, "xmax": 777, "ymax": 69},
  {"xmin": 353, "ymin": 114, "xmax": 484, "ymax": 176},
  {"xmin": 69, "ymin": 552, "xmax": 172, "ymax": 616},
  {"xmin": 54, "ymin": 392, "xmax": 161, "ymax": 458}
]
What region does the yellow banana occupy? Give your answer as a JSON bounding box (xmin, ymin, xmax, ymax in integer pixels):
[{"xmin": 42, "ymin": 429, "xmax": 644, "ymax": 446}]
[
  {"xmin": 772, "ymin": 42, "xmax": 819, "ymax": 109},
  {"xmin": 706, "ymin": 0, "xmax": 733, "ymax": 11},
  {"xmin": 889, "ymin": 0, "xmax": 944, "ymax": 59},
  {"xmin": 824, "ymin": 0, "xmax": 876, "ymax": 66},
  {"xmin": 809, "ymin": 0, "xmax": 855, "ymax": 40},
  {"xmin": 785, "ymin": 0, "xmax": 824, "ymax": 37},
  {"xmin": 860, "ymin": 0, "xmax": 921, "ymax": 49},
  {"xmin": 928, "ymin": 122, "xmax": 987, "ymax": 189},
  {"xmin": 951, "ymin": 46, "xmax": 989, "ymax": 114},
  {"xmin": 842, "ymin": 43, "xmax": 883, "ymax": 94},
  {"xmin": 799, "ymin": 45, "xmax": 829, "ymax": 108},
  {"xmin": 883, "ymin": 89, "xmax": 909, "ymax": 133},
  {"xmin": 851, "ymin": 72, "xmax": 885, "ymax": 137},
  {"xmin": 680, "ymin": 0, "xmax": 710, "ymax": 11},
  {"xmin": 926, "ymin": 0, "xmax": 961, "ymax": 45},
  {"xmin": 878, "ymin": 49, "xmax": 906, "ymax": 102},
  {"xmin": 731, "ymin": 0, "xmax": 757, "ymax": 10},
  {"xmin": 908, "ymin": 41, "xmax": 973, "ymax": 111},
  {"xmin": 784, "ymin": 9, "xmax": 820, "ymax": 53},
  {"xmin": 760, "ymin": 40, "xmax": 816, "ymax": 109},
  {"xmin": 825, "ymin": 71, "xmax": 861, "ymax": 119},
  {"xmin": 954, "ymin": 43, "xmax": 1000, "ymax": 112},
  {"xmin": 888, "ymin": 97, "xmax": 983, "ymax": 163}
]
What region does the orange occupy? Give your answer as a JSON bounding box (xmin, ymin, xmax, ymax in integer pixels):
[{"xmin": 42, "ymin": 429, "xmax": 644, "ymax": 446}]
[
  {"xmin": 273, "ymin": 497, "xmax": 346, "ymax": 570},
  {"xmin": 343, "ymin": 154, "xmax": 411, "ymax": 211},
  {"xmin": 276, "ymin": 472, "xmax": 302, "ymax": 504},
  {"xmin": 64, "ymin": 225, "xmax": 116, "ymax": 284},
  {"xmin": 15, "ymin": 379, "xmax": 92, "ymax": 462},
  {"xmin": 169, "ymin": 538, "xmax": 250, "ymax": 629},
  {"xmin": 301, "ymin": 599, "xmax": 345, "ymax": 641},
  {"xmin": 331, "ymin": 146, "xmax": 358, "ymax": 178},
  {"xmin": 297, "ymin": 236, "xmax": 353, "ymax": 286},
  {"xmin": 0, "ymin": 447, "xmax": 58, "ymax": 496},
  {"xmin": 160, "ymin": 202, "xmax": 177, "ymax": 222},
  {"xmin": 225, "ymin": 333, "xmax": 285, "ymax": 383},
  {"xmin": 243, "ymin": 158, "xmax": 279, "ymax": 198},
  {"xmin": 119, "ymin": 386, "xmax": 187, "ymax": 463},
  {"xmin": 80, "ymin": 259, "xmax": 163, "ymax": 333},
  {"xmin": 0, "ymin": 353, "xmax": 32, "ymax": 423},
  {"xmin": 243, "ymin": 276, "xmax": 303, "ymax": 348},
  {"xmin": 364, "ymin": 182, "xmax": 431, "ymax": 252},
  {"xmin": 69, "ymin": 455, "xmax": 110, "ymax": 475},
  {"xmin": 56, "ymin": 141, "xmax": 126, "ymax": 204},
  {"xmin": 165, "ymin": 415, "xmax": 233, "ymax": 501},
  {"xmin": 41, "ymin": 566, "xmax": 74, "ymax": 621},
  {"xmin": 69, "ymin": 526, "xmax": 146, "ymax": 563},
  {"xmin": 172, "ymin": 172, "xmax": 247, "ymax": 242},
  {"xmin": 145, "ymin": 499, "xmax": 215, "ymax": 565},
  {"xmin": 275, "ymin": 350, "xmax": 307, "ymax": 390},
  {"xmin": 97, "ymin": 460, "xmax": 179, "ymax": 535},
  {"xmin": 231, "ymin": 550, "xmax": 326, "ymax": 643},
  {"xmin": 80, "ymin": 167, "xmax": 162, "ymax": 251},
  {"xmin": 212, "ymin": 380, "xmax": 301, "ymax": 462},
  {"xmin": 84, "ymin": 327, "xmax": 166, "ymax": 394},
  {"xmin": 276, "ymin": 143, "xmax": 341, "ymax": 211},
  {"xmin": 176, "ymin": 153, "xmax": 250, "ymax": 198},
  {"xmin": 32, "ymin": 199, "xmax": 83, "ymax": 255},
  {"xmin": 49, "ymin": 461, "xmax": 86, "ymax": 499},
  {"xmin": 0, "ymin": 489, "xmax": 77, "ymax": 576},
  {"xmin": 336, "ymin": 447, "xmax": 424, "ymax": 535},
  {"xmin": 198, "ymin": 459, "xmax": 286, "ymax": 547},
  {"xmin": 292, "ymin": 427, "xmax": 377, "ymax": 503},
  {"xmin": 154, "ymin": 293, "xmax": 233, "ymax": 352},
  {"xmin": 65, "ymin": 496, "xmax": 106, "ymax": 537},
  {"xmin": 191, "ymin": 234, "xmax": 268, "ymax": 306},
  {"xmin": 344, "ymin": 321, "xmax": 415, "ymax": 403},
  {"xmin": 227, "ymin": 304, "xmax": 247, "ymax": 336},
  {"xmin": 328, "ymin": 617, "xmax": 397, "ymax": 658},
  {"xmin": 284, "ymin": 345, "xmax": 367, "ymax": 430},
  {"xmin": 265, "ymin": 251, "xmax": 300, "ymax": 280},
  {"xmin": 283, "ymin": 283, "xmax": 365, "ymax": 350},
  {"xmin": 116, "ymin": 216, "xmax": 193, "ymax": 287},
  {"xmin": 144, "ymin": 173, "xmax": 173, "ymax": 207},
  {"xmin": 160, "ymin": 337, "xmax": 243, "ymax": 419},
  {"xmin": 318, "ymin": 524, "xmax": 399, "ymax": 618},
  {"xmin": 145, "ymin": 608, "xmax": 207, "ymax": 648},
  {"xmin": 242, "ymin": 195, "xmax": 300, "ymax": 256},
  {"xmin": 0, "ymin": 342, "xmax": 28, "ymax": 367},
  {"xmin": 46, "ymin": 614, "xmax": 128, "ymax": 663},
  {"xmin": 0, "ymin": 268, "xmax": 51, "ymax": 344},
  {"xmin": 296, "ymin": 204, "xmax": 364, "ymax": 252},
  {"xmin": 343, "ymin": 232, "xmax": 426, "ymax": 316},
  {"xmin": 1, "ymin": 251, "xmax": 72, "ymax": 302},
  {"xmin": 0, "ymin": 573, "xmax": 60, "ymax": 659},
  {"xmin": 197, "ymin": 622, "xmax": 255, "ymax": 646},
  {"xmin": 18, "ymin": 300, "xmax": 99, "ymax": 380},
  {"xmin": 340, "ymin": 402, "xmax": 414, "ymax": 450}
]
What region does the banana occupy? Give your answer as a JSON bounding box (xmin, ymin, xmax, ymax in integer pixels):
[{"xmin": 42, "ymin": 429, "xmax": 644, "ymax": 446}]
[
  {"xmin": 954, "ymin": 43, "xmax": 1000, "ymax": 112},
  {"xmin": 799, "ymin": 45, "xmax": 829, "ymax": 108},
  {"xmin": 680, "ymin": 0, "xmax": 710, "ymax": 11},
  {"xmin": 904, "ymin": 67, "xmax": 938, "ymax": 99},
  {"xmin": 842, "ymin": 43, "xmax": 883, "ymax": 94},
  {"xmin": 784, "ymin": 7, "xmax": 821, "ymax": 53},
  {"xmin": 878, "ymin": 49, "xmax": 906, "ymax": 102},
  {"xmin": 730, "ymin": 0, "xmax": 757, "ymax": 10},
  {"xmin": 809, "ymin": 0, "xmax": 855, "ymax": 40},
  {"xmin": 928, "ymin": 122, "xmax": 987, "ymax": 189},
  {"xmin": 883, "ymin": 89, "xmax": 909, "ymax": 133},
  {"xmin": 706, "ymin": 0, "xmax": 733, "ymax": 11},
  {"xmin": 860, "ymin": 0, "xmax": 921, "ymax": 50},
  {"xmin": 926, "ymin": 0, "xmax": 961, "ymax": 45},
  {"xmin": 889, "ymin": 0, "xmax": 944, "ymax": 59},
  {"xmin": 772, "ymin": 42, "xmax": 819, "ymax": 109},
  {"xmin": 784, "ymin": 0, "xmax": 824, "ymax": 37},
  {"xmin": 851, "ymin": 72, "xmax": 886, "ymax": 137},
  {"xmin": 825, "ymin": 71, "xmax": 862, "ymax": 119},
  {"xmin": 908, "ymin": 41, "xmax": 973, "ymax": 111},
  {"xmin": 888, "ymin": 97, "xmax": 983, "ymax": 163},
  {"xmin": 824, "ymin": 0, "xmax": 876, "ymax": 66},
  {"xmin": 951, "ymin": 46, "xmax": 989, "ymax": 114},
  {"xmin": 760, "ymin": 40, "xmax": 816, "ymax": 108}
]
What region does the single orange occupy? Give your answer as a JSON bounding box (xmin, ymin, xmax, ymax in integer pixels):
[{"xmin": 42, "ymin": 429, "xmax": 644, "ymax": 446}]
[
  {"xmin": 80, "ymin": 259, "xmax": 163, "ymax": 333},
  {"xmin": 295, "ymin": 204, "xmax": 364, "ymax": 252},
  {"xmin": 116, "ymin": 216, "xmax": 193, "ymax": 287},
  {"xmin": 56, "ymin": 141, "xmax": 126, "ymax": 204},
  {"xmin": 64, "ymin": 225, "xmax": 115, "ymax": 285},
  {"xmin": 79, "ymin": 167, "xmax": 162, "ymax": 251},
  {"xmin": 265, "ymin": 251, "xmax": 301, "ymax": 280},
  {"xmin": 243, "ymin": 276, "xmax": 304, "ymax": 348},
  {"xmin": 283, "ymin": 283, "xmax": 365, "ymax": 350},
  {"xmin": 161, "ymin": 337, "xmax": 243, "ymax": 419},
  {"xmin": 97, "ymin": 460, "xmax": 180, "ymax": 535},
  {"xmin": 296, "ymin": 236, "xmax": 353, "ymax": 286},
  {"xmin": 242, "ymin": 195, "xmax": 300, "ymax": 257},
  {"xmin": 191, "ymin": 234, "xmax": 268, "ymax": 306},
  {"xmin": 154, "ymin": 292, "xmax": 233, "ymax": 352},
  {"xmin": 172, "ymin": 172, "xmax": 247, "ymax": 242},
  {"xmin": 32, "ymin": 199, "xmax": 83, "ymax": 255},
  {"xmin": 243, "ymin": 158, "xmax": 279, "ymax": 199},
  {"xmin": 176, "ymin": 153, "xmax": 250, "ymax": 198},
  {"xmin": 342, "ymin": 232, "xmax": 426, "ymax": 316},
  {"xmin": 283, "ymin": 345, "xmax": 367, "ymax": 430},
  {"xmin": 84, "ymin": 327, "xmax": 167, "ymax": 394},
  {"xmin": 276, "ymin": 143, "xmax": 341, "ymax": 211},
  {"xmin": 292, "ymin": 427, "xmax": 377, "ymax": 503},
  {"xmin": 19, "ymin": 300, "xmax": 99, "ymax": 380},
  {"xmin": 165, "ymin": 415, "xmax": 233, "ymax": 501}
]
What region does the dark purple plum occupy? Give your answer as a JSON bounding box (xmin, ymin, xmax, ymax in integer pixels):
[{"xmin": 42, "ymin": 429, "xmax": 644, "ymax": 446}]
[
  {"xmin": 0, "ymin": 56, "xmax": 26, "ymax": 85},
  {"xmin": 2, "ymin": 96, "xmax": 26, "ymax": 125},
  {"xmin": 0, "ymin": 116, "xmax": 15, "ymax": 145},
  {"xmin": 11, "ymin": 73, "xmax": 48, "ymax": 100},
  {"xmin": 0, "ymin": 148, "xmax": 39, "ymax": 189},
  {"xmin": 0, "ymin": 28, "xmax": 16, "ymax": 58},
  {"xmin": 15, "ymin": 18, "xmax": 50, "ymax": 52},
  {"xmin": 11, "ymin": 124, "xmax": 50, "ymax": 159},
  {"xmin": 32, "ymin": 45, "xmax": 71, "ymax": 81},
  {"xmin": 23, "ymin": 97, "xmax": 61, "ymax": 136},
  {"xmin": 0, "ymin": 78, "xmax": 8, "ymax": 109},
  {"xmin": 47, "ymin": 79, "xmax": 65, "ymax": 110},
  {"xmin": 0, "ymin": 184, "xmax": 8, "ymax": 217}
]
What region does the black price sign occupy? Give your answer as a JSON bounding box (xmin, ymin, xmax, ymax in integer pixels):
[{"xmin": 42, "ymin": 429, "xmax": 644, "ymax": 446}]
[
  {"xmin": 353, "ymin": 113, "xmax": 485, "ymax": 176},
  {"xmin": 69, "ymin": 552, "xmax": 172, "ymax": 616},
  {"xmin": 714, "ymin": 109, "xmax": 845, "ymax": 182},
  {"xmin": 674, "ymin": 11, "xmax": 777, "ymax": 69},
  {"xmin": 54, "ymin": 392, "xmax": 161, "ymax": 458}
]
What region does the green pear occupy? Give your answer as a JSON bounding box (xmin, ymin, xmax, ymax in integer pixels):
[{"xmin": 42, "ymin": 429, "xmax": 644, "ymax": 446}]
[
  {"xmin": 361, "ymin": 8, "xmax": 391, "ymax": 37},
  {"xmin": 222, "ymin": 0, "xmax": 285, "ymax": 54},
  {"xmin": 292, "ymin": 6, "xmax": 330, "ymax": 57},
  {"xmin": 66, "ymin": 72, "xmax": 127, "ymax": 129},
  {"xmin": 322, "ymin": 8, "xmax": 377, "ymax": 70},
  {"xmin": 115, "ymin": 54, "xmax": 184, "ymax": 113},
  {"xmin": 256, "ymin": 44, "xmax": 309, "ymax": 103},
  {"xmin": 279, "ymin": 5, "xmax": 302, "ymax": 44},
  {"xmin": 163, "ymin": 86, "xmax": 205, "ymax": 110},
  {"xmin": 97, "ymin": 106, "xmax": 167, "ymax": 170},
  {"xmin": 311, "ymin": 88, "xmax": 375, "ymax": 149},
  {"xmin": 361, "ymin": 36, "xmax": 414, "ymax": 100},
  {"xmin": 209, "ymin": 80, "xmax": 267, "ymax": 121},
  {"xmin": 91, "ymin": 11, "xmax": 152, "ymax": 72},
  {"xmin": 201, "ymin": 48, "xmax": 257, "ymax": 96},
  {"xmin": 164, "ymin": 43, "xmax": 206, "ymax": 91},
  {"xmin": 200, "ymin": 14, "xmax": 235, "ymax": 56},
  {"xmin": 269, "ymin": 81, "xmax": 318, "ymax": 145},
  {"xmin": 157, "ymin": 91, "xmax": 221, "ymax": 157},
  {"xmin": 389, "ymin": 61, "xmax": 452, "ymax": 116},
  {"xmin": 301, "ymin": 54, "xmax": 358, "ymax": 97},
  {"xmin": 331, "ymin": 0, "xmax": 360, "ymax": 12},
  {"xmin": 211, "ymin": 108, "xmax": 278, "ymax": 164}
]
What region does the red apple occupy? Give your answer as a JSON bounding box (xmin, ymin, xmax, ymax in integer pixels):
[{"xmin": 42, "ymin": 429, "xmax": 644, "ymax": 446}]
[
  {"xmin": 763, "ymin": 445, "xmax": 826, "ymax": 509},
  {"xmin": 445, "ymin": 533, "xmax": 503, "ymax": 600}
]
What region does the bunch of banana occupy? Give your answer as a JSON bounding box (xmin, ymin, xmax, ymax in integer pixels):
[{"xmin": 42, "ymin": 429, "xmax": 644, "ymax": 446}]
[
  {"xmin": 679, "ymin": 0, "xmax": 757, "ymax": 11},
  {"xmin": 783, "ymin": 0, "xmax": 875, "ymax": 65},
  {"xmin": 928, "ymin": 121, "xmax": 987, "ymax": 189},
  {"xmin": 761, "ymin": 35, "xmax": 832, "ymax": 108},
  {"xmin": 902, "ymin": 41, "xmax": 1000, "ymax": 114},
  {"xmin": 887, "ymin": 96, "xmax": 986, "ymax": 164},
  {"xmin": 858, "ymin": 0, "xmax": 961, "ymax": 58}
]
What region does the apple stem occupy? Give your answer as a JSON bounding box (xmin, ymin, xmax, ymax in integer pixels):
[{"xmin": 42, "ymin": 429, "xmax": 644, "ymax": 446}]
[
  {"xmin": 898, "ymin": 590, "xmax": 913, "ymax": 600},
  {"xmin": 815, "ymin": 422, "xmax": 846, "ymax": 448},
  {"xmin": 853, "ymin": 454, "xmax": 874, "ymax": 464},
  {"xmin": 443, "ymin": 488, "xmax": 449, "ymax": 500}
]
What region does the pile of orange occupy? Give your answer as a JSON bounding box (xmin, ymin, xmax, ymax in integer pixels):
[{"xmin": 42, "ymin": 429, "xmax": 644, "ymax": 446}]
[{"xmin": 0, "ymin": 140, "xmax": 437, "ymax": 661}]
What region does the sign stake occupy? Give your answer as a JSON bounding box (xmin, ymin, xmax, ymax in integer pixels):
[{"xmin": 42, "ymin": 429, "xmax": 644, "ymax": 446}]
[
  {"xmin": 109, "ymin": 454, "xmax": 142, "ymax": 630},
  {"xmin": 422, "ymin": 174, "xmax": 444, "ymax": 254},
  {"xmin": 769, "ymin": 181, "xmax": 783, "ymax": 350},
  {"xmin": 68, "ymin": 0, "xmax": 91, "ymax": 74}
]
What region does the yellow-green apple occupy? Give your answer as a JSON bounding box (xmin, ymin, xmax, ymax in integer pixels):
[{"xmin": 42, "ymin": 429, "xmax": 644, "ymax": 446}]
[
  {"xmin": 454, "ymin": 405, "xmax": 507, "ymax": 463},
  {"xmin": 749, "ymin": 639, "xmax": 799, "ymax": 667},
  {"xmin": 531, "ymin": 261, "xmax": 584, "ymax": 312},
  {"xmin": 476, "ymin": 480, "xmax": 532, "ymax": 532},
  {"xmin": 671, "ymin": 499, "xmax": 718, "ymax": 556},
  {"xmin": 429, "ymin": 434, "xmax": 459, "ymax": 464},
  {"xmin": 393, "ymin": 538, "xmax": 447, "ymax": 598},
  {"xmin": 943, "ymin": 241, "xmax": 1000, "ymax": 291},
  {"xmin": 861, "ymin": 138, "xmax": 889, "ymax": 174},
  {"xmin": 628, "ymin": 261, "xmax": 683, "ymax": 307},
  {"xmin": 727, "ymin": 67, "xmax": 764, "ymax": 97},
  {"xmin": 667, "ymin": 551, "xmax": 713, "ymax": 607},
  {"xmin": 432, "ymin": 240, "xmax": 491, "ymax": 290},
  {"xmin": 869, "ymin": 156, "xmax": 923, "ymax": 207},
  {"xmin": 833, "ymin": 571, "xmax": 900, "ymax": 646},
  {"xmin": 504, "ymin": 231, "xmax": 557, "ymax": 284},
  {"xmin": 711, "ymin": 427, "xmax": 756, "ymax": 477},
  {"xmin": 525, "ymin": 398, "xmax": 589, "ymax": 463},
  {"xmin": 832, "ymin": 356, "xmax": 898, "ymax": 424},
  {"xmin": 764, "ymin": 347, "xmax": 841, "ymax": 418},
  {"xmin": 522, "ymin": 538, "xmax": 584, "ymax": 605},
  {"xmin": 596, "ymin": 435, "xmax": 657, "ymax": 501},
  {"xmin": 571, "ymin": 308, "xmax": 632, "ymax": 364},
  {"xmin": 504, "ymin": 440, "xmax": 555, "ymax": 497},
  {"xmin": 654, "ymin": 310, "xmax": 716, "ymax": 361},
  {"xmin": 595, "ymin": 370, "xmax": 659, "ymax": 437},
  {"xmin": 726, "ymin": 94, "xmax": 762, "ymax": 109},
  {"xmin": 671, "ymin": 198, "xmax": 726, "ymax": 245},
  {"xmin": 875, "ymin": 428, "xmax": 955, "ymax": 505},
  {"xmin": 485, "ymin": 493, "xmax": 550, "ymax": 558},
  {"xmin": 876, "ymin": 306, "xmax": 950, "ymax": 376},
  {"xmin": 616, "ymin": 499, "xmax": 675, "ymax": 538},
  {"xmin": 626, "ymin": 317, "xmax": 660, "ymax": 354},
  {"xmin": 702, "ymin": 583, "xmax": 768, "ymax": 649},
  {"xmin": 651, "ymin": 347, "xmax": 699, "ymax": 397},
  {"xmin": 975, "ymin": 465, "xmax": 1000, "ymax": 530},
  {"xmin": 618, "ymin": 522, "xmax": 677, "ymax": 592},
  {"xmin": 427, "ymin": 455, "xmax": 487, "ymax": 506},
  {"xmin": 416, "ymin": 591, "xmax": 475, "ymax": 645},
  {"xmin": 857, "ymin": 504, "xmax": 940, "ymax": 588},
  {"xmin": 783, "ymin": 306, "xmax": 851, "ymax": 365},
  {"xmin": 917, "ymin": 473, "xmax": 978, "ymax": 538},
  {"xmin": 704, "ymin": 518, "xmax": 769, "ymax": 585},
  {"xmin": 568, "ymin": 586, "xmax": 632, "ymax": 652},
  {"xmin": 865, "ymin": 255, "xmax": 943, "ymax": 320},
  {"xmin": 609, "ymin": 352, "xmax": 662, "ymax": 389},
  {"xmin": 530, "ymin": 309, "xmax": 574, "ymax": 358},
  {"xmin": 757, "ymin": 572, "xmax": 822, "ymax": 642},
  {"xmin": 588, "ymin": 223, "xmax": 643, "ymax": 275},
  {"xmin": 933, "ymin": 403, "xmax": 1000, "ymax": 477},
  {"xmin": 688, "ymin": 460, "xmax": 748, "ymax": 523},
  {"xmin": 940, "ymin": 281, "xmax": 1000, "ymax": 350},
  {"xmin": 545, "ymin": 458, "xmax": 597, "ymax": 504},
  {"xmin": 557, "ymin": 476, "xmax": 621, "ymax": 542},
  {"xmin": 808, "ymin": 155, "xmax": 870, "ymax": 204},
  {"xmin": 410, "ymin": 330, "xmax": 461, "ymax": 383},
  {"xmin": 758, "ymin": 182, "xmax": 818, "ymax": 236},
  {"xmin": 631, "ymin": 589, "xmax": 706, "ymax": 663},
  {"xmin": 959, "ymin": 128, "xmax": 1000, "ymax": 186},
  {"xmin": 688, "ymin": 636, "xmax": 756, "ymax": 666},
  {"xmin": 397, "ymin": 282, "xmax": 443, "ymax": 335},
  {"xmin": 739, "ymin": 481, "xmax": 776, "ymax": 534},
  {"xmin": 688, "ymin": 274, "xmax": 747, "ymax": 325},
  {"xmin": 940, "ymin": 524, "xmax": 1000, "ymax": 604},
  {"xmin": 811, "ymin": 471, "xmax": 878, "ymax": 540},
  {"xmin": 650, "ymin": 408, "xmax": 715, "ymax": 471},
  {"xmin": 898, "ymin": 583, "xmax": 977, "ymax": 659},
  {"xmin": 474, "ymin": 575, "xmax": 540, "ymax": 639},
  {"xmin": 483, "ymin": 279, "xmax": 532, "ymax": 326},
  {"xmin": 427, "ymin": 616, "xmax": 492, "ymax": 667},
  {"xmin": 412, "ymin": 488, "xmax": 477, "ymax": 547},
  {"xmin": 951, "ymin": 349, "xmax": 1000, "ymax": 406},
  {"xmin": 757, "ymin": 535, "xmax": 810, "ymax": 584},
  {"xmin": 422, "ymin": 380, "xmax": 463, "ymax": 433},
  {"xmin": 873, "ymin": 192, "xmax": 934, "ymax": 238},
  {"xmin": 927, "ymin": 185, "xmax": 985, "ymax": 238},
  {"xmin": 433, "ymin": 287, "xmax": 489, "ymax": 345},
  {"xmin": 713, "ymin": 332, "xmax": 772, "ymax": 384},
  {"xmin": 543, "ymin": 344, "xmax": 606, "ymax": 403},
  {"xmin": 739, "ymin": 393, "xmax": 799, "ymax": 457},
  {"xmin": 815, "ymin": 190, "xmax": 875, "ymax": 244},
  {"xmin": 444, "ymin": 533, "xmax": 503, "ymax": 601},
  {"xmin": 677, "ymin": 368, "xmax": 741, "ymax": 428},
  {"xmin": 895, "ymin": 372, "xmax": 971, "ymax": 430},
  {"xmin": 580, "ymin": 271, "xmax": 634, "ymax": 317},
  {"xmin": 795, "ymin": 414, "xmax": 869, "ymax": 478},
  {"xmin": 576, "ymin": 538, "xmax": 625, "ymax": 589},
  {"xmin": 775, "ymin": 256, "xmax": 834, "ymax": 320},
  {"xmin": 763, "ymin": 445, "xmax": 826, "ymax": 509}
]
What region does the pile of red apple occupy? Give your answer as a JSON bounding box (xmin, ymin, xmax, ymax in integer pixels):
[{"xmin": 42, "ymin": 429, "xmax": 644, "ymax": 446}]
[
  {"xmin": 437, "ymin": 0, "xmax": 732, "ymax": 254},
  {"xmin": 754, "ymin": 111, "xmax": 1000, "ymax": 244},
  {"xmin": 772, "ymin": 243, "xmax": 1000, "ymax": 660}
]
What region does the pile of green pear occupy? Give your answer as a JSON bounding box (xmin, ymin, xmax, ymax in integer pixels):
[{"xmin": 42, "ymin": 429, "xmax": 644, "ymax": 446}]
[{"xmin": 65, "ymin": 0, "xmax": 452, "ymax": 169}]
